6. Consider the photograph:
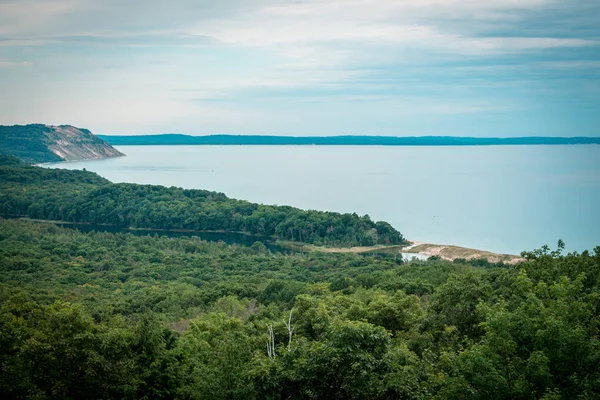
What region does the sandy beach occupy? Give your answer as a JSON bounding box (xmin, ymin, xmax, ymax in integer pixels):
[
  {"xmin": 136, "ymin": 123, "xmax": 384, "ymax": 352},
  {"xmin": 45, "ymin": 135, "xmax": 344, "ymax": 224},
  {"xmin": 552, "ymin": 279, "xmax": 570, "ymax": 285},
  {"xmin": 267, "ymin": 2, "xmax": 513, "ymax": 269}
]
[
  {"xmin": 276, "ymin": 239, "xmax": 524, "ymax": 264},
  {"xmin": 402, "ymin": 240, "xmax": 524, "ymax": 264}
]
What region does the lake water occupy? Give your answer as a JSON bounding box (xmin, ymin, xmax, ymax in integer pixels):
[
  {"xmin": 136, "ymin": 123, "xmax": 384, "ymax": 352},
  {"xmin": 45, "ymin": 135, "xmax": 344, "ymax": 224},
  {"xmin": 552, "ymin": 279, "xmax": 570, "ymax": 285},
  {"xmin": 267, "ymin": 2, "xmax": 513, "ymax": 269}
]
[{"xmin": 46, "ymin": 145, "xmax": 600, "ymax": 255}]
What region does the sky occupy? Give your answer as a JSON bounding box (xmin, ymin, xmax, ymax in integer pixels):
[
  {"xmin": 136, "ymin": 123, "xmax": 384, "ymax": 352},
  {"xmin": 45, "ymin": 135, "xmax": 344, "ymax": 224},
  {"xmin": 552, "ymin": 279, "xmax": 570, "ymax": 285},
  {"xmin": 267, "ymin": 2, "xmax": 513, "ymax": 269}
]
[{"xmin": 0, "ymin": 0, "xmax": 599, "ymax": 136}]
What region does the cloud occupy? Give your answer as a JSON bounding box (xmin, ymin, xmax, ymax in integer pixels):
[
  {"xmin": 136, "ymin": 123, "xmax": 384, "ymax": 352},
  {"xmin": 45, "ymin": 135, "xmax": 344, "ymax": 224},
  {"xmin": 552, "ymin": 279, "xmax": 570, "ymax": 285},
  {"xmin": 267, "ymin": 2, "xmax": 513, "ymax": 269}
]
[
  {"xmin": 190, "ymin": 0, "xmax": 597, "ymax": 54},
  {"xmin": 0, "ymin": 60, "xmax": 32, "ymax": 67},
  {"xmin": 0, "ymin": 0, "xmax": 598, "ymax": 135},
  {"xmin": 0, "ymin": 0, "xmax": 277, "ymax": 38},
  {"xmin": 2, "ymin": 0, "xmax": 597, "ymax": 51},
  {"xmin": 47, "ymin": 33, "xmax": 215, "ymax": 47},
  {"xmin": 0, "ymin": 38, "xmax": 56, "ymax": 47}
]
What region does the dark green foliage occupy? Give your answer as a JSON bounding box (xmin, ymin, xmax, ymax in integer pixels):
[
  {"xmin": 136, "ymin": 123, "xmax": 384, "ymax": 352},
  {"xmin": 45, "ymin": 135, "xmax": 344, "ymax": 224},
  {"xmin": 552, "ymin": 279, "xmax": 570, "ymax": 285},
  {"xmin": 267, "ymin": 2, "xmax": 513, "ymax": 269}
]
[
  {"xmin": 0, "ymin": 297, "xmax": 140, "ymax": 399},
  {"xmin": 0, "ymin": 220, "xmax": 598, "ymax": 399},
  {"xmin": 0, "ymin": 162, "xmax": 404, "ymax": 246},
  {"xmin": 0, "ymin": 155, "xmax": 25, "ymax": 166},
  {"xmin": 0, "ymin": 161, "xmax": 598, "ymax": 399},
  {"xmin": 0, "ymin": 125, "xmax": 63, "ymax": 163},
  {"xmin": 0, "ymin": 124, "xmax": 122, "ymax": 164}
]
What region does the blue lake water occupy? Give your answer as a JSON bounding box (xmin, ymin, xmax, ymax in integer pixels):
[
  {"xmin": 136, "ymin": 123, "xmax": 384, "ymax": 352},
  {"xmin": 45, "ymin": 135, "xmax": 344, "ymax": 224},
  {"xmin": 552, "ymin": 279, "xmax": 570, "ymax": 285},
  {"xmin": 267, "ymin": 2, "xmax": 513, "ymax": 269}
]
[{"xmin": 46, "ymin": 145, "xmax": 600, "ymax": 255}]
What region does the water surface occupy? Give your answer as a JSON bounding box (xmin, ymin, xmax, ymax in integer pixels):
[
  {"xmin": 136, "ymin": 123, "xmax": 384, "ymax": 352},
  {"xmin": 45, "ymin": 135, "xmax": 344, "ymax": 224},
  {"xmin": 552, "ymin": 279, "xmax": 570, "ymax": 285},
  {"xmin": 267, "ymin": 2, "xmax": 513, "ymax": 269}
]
[{"xmin": 47, "ymin": 145, "xmax": 600, "ymax": 255}]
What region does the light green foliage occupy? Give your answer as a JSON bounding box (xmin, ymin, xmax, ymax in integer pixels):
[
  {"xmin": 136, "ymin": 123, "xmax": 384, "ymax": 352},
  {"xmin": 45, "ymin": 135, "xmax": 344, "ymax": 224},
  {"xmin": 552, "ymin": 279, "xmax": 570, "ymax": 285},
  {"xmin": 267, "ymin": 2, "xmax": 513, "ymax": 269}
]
[{"xmin": 178, "ymin": 313, "xmax": 254, "ymax": 399}]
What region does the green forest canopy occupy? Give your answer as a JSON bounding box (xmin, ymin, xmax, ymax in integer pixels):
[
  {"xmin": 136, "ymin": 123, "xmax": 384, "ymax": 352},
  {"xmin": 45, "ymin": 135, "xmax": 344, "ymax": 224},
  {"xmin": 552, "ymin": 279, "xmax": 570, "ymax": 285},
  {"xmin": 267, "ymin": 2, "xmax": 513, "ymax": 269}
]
[
  {"xmin": 0, "ymin": 125, "xmax": 122, "ymax": 164},
  {"xmin": 0, "ymin": 155, "xmax": 403, "ymax": 247},
  {"xmin": 0, "ymin": 154, "xmax": 599, "ymax": 399},
  {"xmin": 0, "ymin": 125, "xmax": 64, "ymax": 163},
  {"xmin": 0, "ymin": 219, "xmax": 598, "ymax": 399}
]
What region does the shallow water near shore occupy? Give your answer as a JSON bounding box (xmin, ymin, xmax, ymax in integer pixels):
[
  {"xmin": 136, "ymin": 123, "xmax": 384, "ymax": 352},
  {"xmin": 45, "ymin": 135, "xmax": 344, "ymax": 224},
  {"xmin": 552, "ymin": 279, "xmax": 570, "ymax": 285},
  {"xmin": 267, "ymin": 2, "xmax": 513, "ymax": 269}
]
[{"xmin": 46, "ymin": 144, "xmax": 600, "ymax": 255}]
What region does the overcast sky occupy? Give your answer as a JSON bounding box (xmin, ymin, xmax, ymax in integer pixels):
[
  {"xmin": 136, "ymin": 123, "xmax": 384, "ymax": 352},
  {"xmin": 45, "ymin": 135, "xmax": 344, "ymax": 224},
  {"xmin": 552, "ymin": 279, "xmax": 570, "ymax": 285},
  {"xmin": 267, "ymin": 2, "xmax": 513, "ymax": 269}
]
[{"xmin": 0, "ymin": 0, "xmax": 598, "ymax": 136}]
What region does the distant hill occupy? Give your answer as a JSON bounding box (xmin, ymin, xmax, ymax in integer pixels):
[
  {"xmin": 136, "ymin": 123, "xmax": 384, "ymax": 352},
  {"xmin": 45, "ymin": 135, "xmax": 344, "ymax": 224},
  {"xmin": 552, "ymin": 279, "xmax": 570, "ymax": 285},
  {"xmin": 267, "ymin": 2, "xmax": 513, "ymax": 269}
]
[
  {"xmin": 99, "ymin": 134, "xmax": 600, "ymax": 146},
  {"xmin": 0, "ymin": 124, "xmax": 124, "ymax": 163}
]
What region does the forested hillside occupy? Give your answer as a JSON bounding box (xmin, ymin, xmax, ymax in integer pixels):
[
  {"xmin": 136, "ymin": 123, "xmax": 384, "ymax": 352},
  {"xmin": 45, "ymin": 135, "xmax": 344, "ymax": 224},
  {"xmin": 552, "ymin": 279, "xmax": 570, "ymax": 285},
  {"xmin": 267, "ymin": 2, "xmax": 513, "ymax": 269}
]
[
  {"xmin": 0, "ymin": 124, "xmax": 123, "ymax": 163},
  {"xmin": 0, "ymin": 219, "xmax": 598, "ymax": 399},
  {"xmin": 0, "ymin": 156, "xmax": 404, "ymax": 247}
]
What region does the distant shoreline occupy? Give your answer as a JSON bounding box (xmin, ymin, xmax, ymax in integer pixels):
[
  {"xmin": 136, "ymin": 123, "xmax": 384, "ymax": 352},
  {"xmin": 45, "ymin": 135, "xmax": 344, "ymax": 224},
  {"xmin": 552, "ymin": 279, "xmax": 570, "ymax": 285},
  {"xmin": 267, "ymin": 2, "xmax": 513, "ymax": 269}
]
[
  {"xmin": 250, "ymin": 239, "xmax": 524, "ymax": 264},
  {"xmin": 5, "ymin": 217, "xmax": 522, "ymax": 263},
  {"xmin": 98, "ymin": 134, "xmax": 600, "ymax": 147},
  {"xmin": 401, "ymin": 240, "xmax": 524, "ymax": 264}
]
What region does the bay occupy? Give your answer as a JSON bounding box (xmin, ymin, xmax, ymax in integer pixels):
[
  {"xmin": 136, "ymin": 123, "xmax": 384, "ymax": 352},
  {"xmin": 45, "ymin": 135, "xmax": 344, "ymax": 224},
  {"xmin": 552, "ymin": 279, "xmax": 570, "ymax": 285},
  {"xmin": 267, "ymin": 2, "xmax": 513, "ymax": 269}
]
[{"xmin": 47, "ymin": 145, "xmax": 600, "ymax": 255}]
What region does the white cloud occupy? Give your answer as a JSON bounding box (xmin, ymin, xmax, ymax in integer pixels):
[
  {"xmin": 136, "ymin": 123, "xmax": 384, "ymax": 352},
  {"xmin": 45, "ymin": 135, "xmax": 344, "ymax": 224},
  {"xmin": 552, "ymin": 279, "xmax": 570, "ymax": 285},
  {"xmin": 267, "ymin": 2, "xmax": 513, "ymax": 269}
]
[
  {"xmin": 180, "ymin": 0, "xmax": 598, "ymax": 92},
  {"xmin": 191, "ymin": 0, "xmax": 596, "ymax": 53}
]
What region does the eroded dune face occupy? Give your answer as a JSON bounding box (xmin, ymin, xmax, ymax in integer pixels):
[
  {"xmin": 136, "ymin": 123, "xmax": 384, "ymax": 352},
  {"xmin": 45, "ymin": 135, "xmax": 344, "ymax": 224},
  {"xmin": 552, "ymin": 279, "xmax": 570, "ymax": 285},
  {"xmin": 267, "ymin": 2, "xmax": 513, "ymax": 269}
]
[
  {"xmin": 0, "ymin": 124, "xmax": 124, "ymax": 163},
  {"xmin": 46, "ymin": 125, "xmax": 124, "ymax": 161}
]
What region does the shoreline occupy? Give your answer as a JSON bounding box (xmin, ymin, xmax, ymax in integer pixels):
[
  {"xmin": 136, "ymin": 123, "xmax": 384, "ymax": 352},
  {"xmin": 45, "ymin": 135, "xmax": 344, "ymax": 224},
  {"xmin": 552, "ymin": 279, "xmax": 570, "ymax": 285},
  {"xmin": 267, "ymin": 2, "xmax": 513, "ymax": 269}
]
[
  {"xmin": 35, "ymin": 153, "xmax": 125, "ymax": 167},
  {"xmin": 4, "ymin": 217, "xmax": 524, "ymax": 264},
  {"xmin": 275, "ymin": 239, "xmax": 524, "ymax": 264},
  {"xmin": 401, "ymin": 240, "xmax": 524, "ymax": 264}
]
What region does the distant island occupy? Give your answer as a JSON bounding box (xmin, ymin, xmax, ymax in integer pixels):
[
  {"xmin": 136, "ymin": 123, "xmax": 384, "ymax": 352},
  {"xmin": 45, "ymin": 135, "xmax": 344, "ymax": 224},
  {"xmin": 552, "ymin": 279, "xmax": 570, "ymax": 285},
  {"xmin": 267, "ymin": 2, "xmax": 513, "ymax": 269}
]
[
  {"xmin": 99, "ymin": 134, "xmax": 600, "ymax": 146},
  {"xmin": 0, "ymin": 124, "xmax": 124, "ymax": 163}
]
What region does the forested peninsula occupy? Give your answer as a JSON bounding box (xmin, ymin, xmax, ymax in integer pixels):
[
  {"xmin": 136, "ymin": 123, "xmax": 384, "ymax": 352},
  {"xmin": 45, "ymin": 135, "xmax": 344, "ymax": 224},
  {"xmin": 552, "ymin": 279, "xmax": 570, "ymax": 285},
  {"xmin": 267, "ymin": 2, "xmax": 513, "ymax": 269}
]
[
  {"xmin": 99, "ymin": 134, "xmax": 600, "ymax": 146},
  {"xmin": 0, "ymin": 156, "xmax": 403, "ymax": 247},
  {"xmin": 0, "ymin": 124, "xmax": 123, "ymax": 163}
]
